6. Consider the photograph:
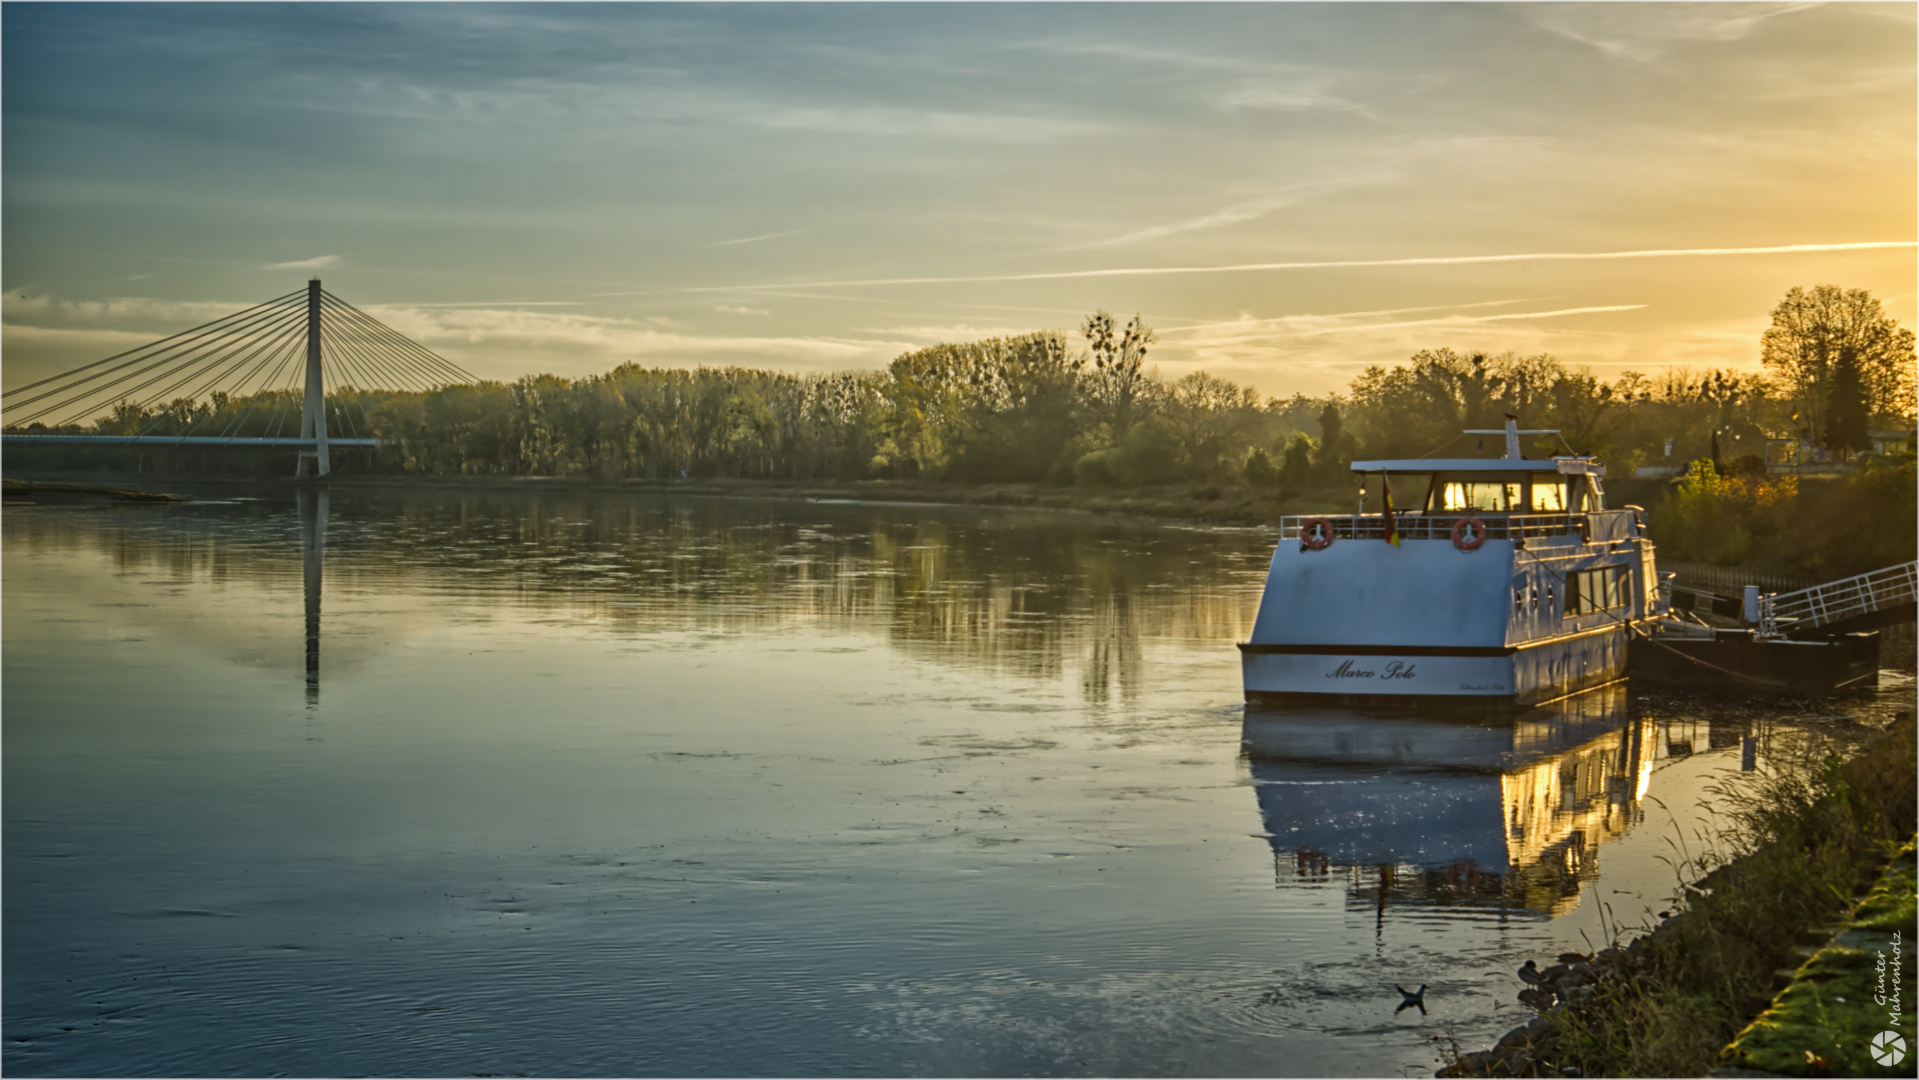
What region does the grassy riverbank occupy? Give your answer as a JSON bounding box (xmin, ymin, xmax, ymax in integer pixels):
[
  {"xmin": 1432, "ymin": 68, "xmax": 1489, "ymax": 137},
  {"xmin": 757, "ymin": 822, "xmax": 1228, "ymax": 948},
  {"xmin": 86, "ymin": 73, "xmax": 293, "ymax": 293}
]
[
  {"xmin": 1445, "ymin": 710, "xmax": 1916, "ymax": 1078},
  {"xmin": 1717, "ymin": 839, "xmax": 1917, "ymax": 1076}
]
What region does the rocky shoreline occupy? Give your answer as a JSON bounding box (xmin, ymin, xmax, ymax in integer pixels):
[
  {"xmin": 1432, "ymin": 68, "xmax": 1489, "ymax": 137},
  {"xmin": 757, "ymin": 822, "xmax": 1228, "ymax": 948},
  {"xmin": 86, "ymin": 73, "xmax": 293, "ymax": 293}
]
[{"xmin": 1442, "ymin": 935, "xmax": 1672, "ymax": 1078}]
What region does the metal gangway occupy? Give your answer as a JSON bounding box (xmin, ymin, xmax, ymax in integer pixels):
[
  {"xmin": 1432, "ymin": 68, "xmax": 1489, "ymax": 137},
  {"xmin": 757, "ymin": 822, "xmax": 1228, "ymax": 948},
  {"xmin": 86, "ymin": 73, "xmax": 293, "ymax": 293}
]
[{"xmin": 1756, "ymin": 561, "xmax": 1919, "ymax": 640}]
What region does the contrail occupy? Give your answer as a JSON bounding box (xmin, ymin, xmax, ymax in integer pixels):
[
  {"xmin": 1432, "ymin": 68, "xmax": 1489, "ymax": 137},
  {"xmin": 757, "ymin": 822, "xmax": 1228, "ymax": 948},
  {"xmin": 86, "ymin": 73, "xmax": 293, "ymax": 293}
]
[
  {"xmin": 694, "ymin": 241, "xmax": 1916, "ymax": 291},
  {"xmin": 1302, "ymin": 304, "xmax": 1648, "ymax": 337},
  {"xmin": 1158, "ymin": 297, "xmax": 1547, "ymax": 334},
  {"xmin": 709, "ymin": 230, "xmax": 802, "ymax": 248}
]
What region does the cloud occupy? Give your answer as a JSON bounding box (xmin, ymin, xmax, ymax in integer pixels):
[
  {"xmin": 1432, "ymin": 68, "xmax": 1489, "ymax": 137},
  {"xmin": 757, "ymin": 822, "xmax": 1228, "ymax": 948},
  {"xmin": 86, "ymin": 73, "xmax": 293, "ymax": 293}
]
[
  {"xmin": 1217, "ymin": 83, "xmax": 1365, "ymax": 114},
  {"xmin": 0, "ymin": 322, "xmax": 173, "ymax": 354},
  {"xmin": 399, "ymin": 300, "xmax": 587, "ymax": 308},
  {"xmin": 351, "ymin": 303, "xmax": 915, "ymax": 379},
  {"xmin": 1154, "ymin": 302, "xmax": 1642, "ymax": 373},
  {"xmin": 1, "ymin": 288, "xmax": 278, "ymax": 327},
  {"xmin": 0, "ymin": 290, "xmax": 920, "ymax": 394},
  {"xmin": 260, "ymin": 255, "xmax": 341, "ymax": 271},
  {"xmin": 1129, "ymin": 302, "xmax": 1682, "ymax": 399},
  {"xmin": 714, "ymin": 305, "xmax": 770, "ymax": 316},
  {"xmin": 700, "ymin": 241, "xmax": 1918, "ymax": 291},
  {"xmin": 856, "ymin": 324, "xmax": 1038, "ymax": 341}
]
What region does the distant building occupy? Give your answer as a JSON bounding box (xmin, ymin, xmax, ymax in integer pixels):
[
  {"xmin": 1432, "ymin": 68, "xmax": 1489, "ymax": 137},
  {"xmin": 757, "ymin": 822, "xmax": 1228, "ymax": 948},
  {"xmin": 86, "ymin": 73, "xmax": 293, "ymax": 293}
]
[
  {"xmin": 1764, "ymin": 429, "xmax": 1913, "ymax": 474},
  {"xmin": 1866, "ymin": 428, "xmax": 1914, "ymax": 457}
]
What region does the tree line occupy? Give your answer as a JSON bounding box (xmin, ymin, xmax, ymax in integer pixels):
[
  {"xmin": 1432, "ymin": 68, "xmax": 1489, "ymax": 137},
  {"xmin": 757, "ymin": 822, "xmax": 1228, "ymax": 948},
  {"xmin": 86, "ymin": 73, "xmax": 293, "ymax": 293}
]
[{"xmin": 11, "ymin": 287, "xmax": 1914, "ymax": 486}]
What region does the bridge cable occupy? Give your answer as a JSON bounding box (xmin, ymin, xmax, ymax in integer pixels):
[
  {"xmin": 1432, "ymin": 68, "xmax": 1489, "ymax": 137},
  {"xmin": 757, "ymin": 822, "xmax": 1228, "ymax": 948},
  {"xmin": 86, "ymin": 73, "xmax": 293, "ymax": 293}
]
[
  {"xmin": 8, "ymin": 298, "xmax": 307, "ymax": 428},
  {"xmin": 312, "ymin": 319, "xmax": 393, "ymax": 439},
  {"xmin": 316, "ymin": 296, "xmax": 449, "ymax": 394},
  {"xmin": 203, "ymin": 316, "xmax": 310, "ymax": 439},
  {"xmin": 192, "ymin": 313, "xmax": 316, "ymax": 441},
  {"xmin": 320, "ymin": 291, "xmax": 473, "ymax": 385},
  {"xmin": 0, "ymin": 290, "xmax": 304, "ymax": 397},
  {"xmin": 198, "ymin": 314, "xmax": 316, "ymax": 437},
  {"xmin": 118, "ymin": 305, "xmax": 309, "ymax": 439},
  {"xmin": 320, "ymin": 291, "xmax": 477, "ymax": 385},
  {"xmin": 213, "ymin": 330, "xmax": 309, "ymax": 441},
  {"xmin": 319, "ymin": 305, "xmax": 432, "ymax": 393},
  {"xmin": 3, "ymin": 294, "xmax": 304, "ymax": 419},
  {"xmin": 319, "ymin": 298, "xmax": 466, "ymax": 394},
  {"xmin": 166, "ymin": 309, "xmax": 311, "ymax": 424},
  {"xmin": 127, "ymin": 306, "xmax": 312, "ymax": 437}
]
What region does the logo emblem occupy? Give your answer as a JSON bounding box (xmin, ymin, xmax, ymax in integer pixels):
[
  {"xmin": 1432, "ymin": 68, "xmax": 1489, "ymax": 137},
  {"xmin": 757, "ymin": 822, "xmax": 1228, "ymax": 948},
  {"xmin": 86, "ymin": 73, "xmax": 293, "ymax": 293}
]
[{"xmin": 1872, "ymin": 1031, "xmax": 1907, "ymax": 1066}]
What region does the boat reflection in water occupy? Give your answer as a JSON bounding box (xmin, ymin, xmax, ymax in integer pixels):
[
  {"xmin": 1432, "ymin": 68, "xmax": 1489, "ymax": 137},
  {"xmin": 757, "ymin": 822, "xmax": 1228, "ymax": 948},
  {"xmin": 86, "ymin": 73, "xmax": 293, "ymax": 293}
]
[{"xmin": 1244, "ymin": 685, "xmax": 1683, "ymax": 918}]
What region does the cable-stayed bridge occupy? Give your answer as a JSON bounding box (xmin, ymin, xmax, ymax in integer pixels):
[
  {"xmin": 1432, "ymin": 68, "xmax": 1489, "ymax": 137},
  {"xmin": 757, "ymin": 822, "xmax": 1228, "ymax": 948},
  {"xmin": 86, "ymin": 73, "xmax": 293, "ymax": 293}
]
[{"xmin": 3, "ymin": 279, "xmax": 475, "ymax": 476}]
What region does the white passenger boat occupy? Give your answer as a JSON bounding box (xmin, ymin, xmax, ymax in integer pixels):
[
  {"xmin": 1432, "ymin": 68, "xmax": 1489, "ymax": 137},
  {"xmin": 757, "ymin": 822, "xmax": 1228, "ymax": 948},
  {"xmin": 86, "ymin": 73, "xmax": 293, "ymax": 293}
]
[{"xmin": 1241, "ymin": 418, "xmax": 1664, "ymax": 706}]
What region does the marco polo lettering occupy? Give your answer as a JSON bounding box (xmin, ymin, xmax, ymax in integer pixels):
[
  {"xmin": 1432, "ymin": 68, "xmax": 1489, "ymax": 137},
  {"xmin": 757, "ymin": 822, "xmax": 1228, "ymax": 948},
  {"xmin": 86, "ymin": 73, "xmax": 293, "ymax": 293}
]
[{"xmin": 1326, "ymin": 660, "xmax": 1418, "ymax": 681}]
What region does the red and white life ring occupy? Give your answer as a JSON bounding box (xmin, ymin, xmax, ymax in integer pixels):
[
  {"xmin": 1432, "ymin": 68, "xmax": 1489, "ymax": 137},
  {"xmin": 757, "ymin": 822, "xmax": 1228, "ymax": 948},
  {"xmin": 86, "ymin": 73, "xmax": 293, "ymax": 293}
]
[
  {"xmin": 1452, "ymin": 516, "xmax": 1487, "ymax": 551},
  {"xmin": 1299, "ymin": 517, "xmax": 1336, "ymax": 551}
]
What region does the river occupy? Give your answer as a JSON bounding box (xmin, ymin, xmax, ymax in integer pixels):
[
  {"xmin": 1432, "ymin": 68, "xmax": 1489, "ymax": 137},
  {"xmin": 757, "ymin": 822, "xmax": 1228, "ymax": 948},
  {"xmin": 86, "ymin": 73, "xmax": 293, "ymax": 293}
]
[{"xmin": 3, "ymin": 485, "xmax": 1908, "ymax": 1077}]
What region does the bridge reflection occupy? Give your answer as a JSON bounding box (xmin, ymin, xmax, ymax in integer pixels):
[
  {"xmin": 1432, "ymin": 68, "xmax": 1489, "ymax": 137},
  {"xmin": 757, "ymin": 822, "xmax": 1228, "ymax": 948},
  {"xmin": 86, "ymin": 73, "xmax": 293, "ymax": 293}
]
[
  {"xmin": 1242, "ymin": 687, "xmax": 1772, "ymax": 919},
  {"xmin": 299, "ymin": 485, "xmax": 327, "ymax": 706}
]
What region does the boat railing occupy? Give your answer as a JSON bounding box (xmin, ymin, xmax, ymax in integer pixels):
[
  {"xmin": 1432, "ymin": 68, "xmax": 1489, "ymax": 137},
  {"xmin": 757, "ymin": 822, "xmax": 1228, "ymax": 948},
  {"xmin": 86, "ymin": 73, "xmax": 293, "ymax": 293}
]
[{"xmin": 1279, "ymin": 512, "xmax": 1596, "ymax": 542}]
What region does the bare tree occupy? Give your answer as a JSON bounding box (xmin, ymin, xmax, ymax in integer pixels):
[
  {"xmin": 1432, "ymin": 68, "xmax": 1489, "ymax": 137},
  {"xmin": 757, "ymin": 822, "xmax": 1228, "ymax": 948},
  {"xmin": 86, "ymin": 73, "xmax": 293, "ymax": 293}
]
[{"xmin": 1081, "ymin": 309, "xmax": 1155, "ymax": 432}]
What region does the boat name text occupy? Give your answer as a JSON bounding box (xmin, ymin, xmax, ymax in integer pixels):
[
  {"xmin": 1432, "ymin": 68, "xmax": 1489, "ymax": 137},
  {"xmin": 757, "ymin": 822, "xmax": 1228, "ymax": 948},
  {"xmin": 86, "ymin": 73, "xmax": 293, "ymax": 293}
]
[{"xmin": 1326, "ymin": 660, "xmax": 1418, "ymax": 681}]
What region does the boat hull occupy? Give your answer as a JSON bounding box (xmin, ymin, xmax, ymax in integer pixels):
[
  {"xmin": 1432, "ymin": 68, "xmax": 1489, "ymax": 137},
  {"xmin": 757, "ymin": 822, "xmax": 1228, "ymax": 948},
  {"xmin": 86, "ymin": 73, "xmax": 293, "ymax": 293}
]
[
  {"xmin": 1241, "ymin": 624, "xmax": 1631, "ymax": 707},
  {"xmin": 1627, "ymin": 630, "xmax": 1879, "ymax": 691}
]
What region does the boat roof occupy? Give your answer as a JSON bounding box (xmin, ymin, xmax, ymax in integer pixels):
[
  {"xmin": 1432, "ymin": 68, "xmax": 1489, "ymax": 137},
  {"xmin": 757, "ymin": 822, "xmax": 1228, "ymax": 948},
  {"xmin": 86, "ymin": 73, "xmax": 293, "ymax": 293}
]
[{"xmin": 1351, "ymin": 457, "xmax": 1605, "ymax": 475}]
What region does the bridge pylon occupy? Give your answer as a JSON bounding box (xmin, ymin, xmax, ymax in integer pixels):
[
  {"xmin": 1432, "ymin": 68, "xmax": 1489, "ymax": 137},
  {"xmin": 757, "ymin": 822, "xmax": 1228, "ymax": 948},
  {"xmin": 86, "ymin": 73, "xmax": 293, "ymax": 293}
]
[{"xmin": 296, "ymin": 279, "xmax": 331, "ymax": 477}]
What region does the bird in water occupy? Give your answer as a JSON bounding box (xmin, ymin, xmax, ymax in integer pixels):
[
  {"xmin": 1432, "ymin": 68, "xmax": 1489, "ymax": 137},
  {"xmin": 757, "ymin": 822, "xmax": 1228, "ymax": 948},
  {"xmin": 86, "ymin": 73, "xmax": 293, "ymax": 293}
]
[
  {"xmin": 1518, "ymin": 960, "xmax": 1548, "ymax": 986},
  {"xmin": 1395, "ymin": 984, "xmax": 1428, "ymax": 1015}
]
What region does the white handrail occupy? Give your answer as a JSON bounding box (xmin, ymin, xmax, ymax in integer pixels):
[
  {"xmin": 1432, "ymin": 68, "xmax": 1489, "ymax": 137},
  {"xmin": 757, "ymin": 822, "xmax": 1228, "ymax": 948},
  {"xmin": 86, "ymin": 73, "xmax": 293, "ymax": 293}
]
[{"xmin": 1757, "ymin": 561, "xmax": 1918, "ymax": 638}]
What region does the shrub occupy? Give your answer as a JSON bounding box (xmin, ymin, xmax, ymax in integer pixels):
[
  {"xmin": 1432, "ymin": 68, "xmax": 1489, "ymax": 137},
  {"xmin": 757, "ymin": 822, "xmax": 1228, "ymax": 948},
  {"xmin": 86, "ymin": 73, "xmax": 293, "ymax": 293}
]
[{"xmin": 1649, "ymin": 460, "xmax": 1797, "ymax": 566}]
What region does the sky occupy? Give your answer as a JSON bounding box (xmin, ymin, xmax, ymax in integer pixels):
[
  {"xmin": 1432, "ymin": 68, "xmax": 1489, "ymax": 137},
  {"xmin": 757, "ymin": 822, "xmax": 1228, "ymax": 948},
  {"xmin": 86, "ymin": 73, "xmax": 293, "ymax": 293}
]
[{"xmin": 3, "ymin": 2, "xmax": 1914, "ymax": 400}]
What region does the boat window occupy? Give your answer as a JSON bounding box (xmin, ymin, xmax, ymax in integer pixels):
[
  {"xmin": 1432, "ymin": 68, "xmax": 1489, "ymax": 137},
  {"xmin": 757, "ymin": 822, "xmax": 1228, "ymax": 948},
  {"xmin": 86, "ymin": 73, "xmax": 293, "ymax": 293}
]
[
  {"xmin": 1564, "ymin": 566, "xmax": 1630, "ymax": 619},
  {"xmin": 1530, "ymin": 476, "xmax": 1566, "ymax": 512},
  {"xmin": 1439, "ymin": 481, "xmax": 1523, "ymax": 512}
]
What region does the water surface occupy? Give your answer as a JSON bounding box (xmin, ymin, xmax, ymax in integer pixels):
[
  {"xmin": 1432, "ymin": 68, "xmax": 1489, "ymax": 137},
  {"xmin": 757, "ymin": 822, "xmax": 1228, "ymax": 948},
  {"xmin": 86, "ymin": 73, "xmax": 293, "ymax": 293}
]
[{"xmin": 4, "ymin": 486, "xmax": 1905, "ymax": 1076}]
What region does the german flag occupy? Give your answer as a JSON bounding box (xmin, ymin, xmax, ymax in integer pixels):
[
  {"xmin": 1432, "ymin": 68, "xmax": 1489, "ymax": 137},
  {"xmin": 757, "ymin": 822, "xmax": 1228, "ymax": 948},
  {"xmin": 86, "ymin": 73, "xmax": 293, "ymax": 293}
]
[{"xmin": 1383, "ymin": 473, "xmax": 1401, "ymax": 547}]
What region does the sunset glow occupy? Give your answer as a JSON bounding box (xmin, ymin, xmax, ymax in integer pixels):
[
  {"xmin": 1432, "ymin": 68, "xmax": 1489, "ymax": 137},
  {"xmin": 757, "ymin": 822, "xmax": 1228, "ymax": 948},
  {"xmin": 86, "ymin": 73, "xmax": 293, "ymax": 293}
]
[{"xmin": 5, "ymin": 2, "xmax": 1913, "ymax": 397}]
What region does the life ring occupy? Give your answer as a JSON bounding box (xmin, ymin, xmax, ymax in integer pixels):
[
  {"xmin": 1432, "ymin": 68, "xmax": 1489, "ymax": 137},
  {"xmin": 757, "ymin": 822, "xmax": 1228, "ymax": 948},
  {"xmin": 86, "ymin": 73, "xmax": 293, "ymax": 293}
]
[
  {"xmin": 1452, "ymin": 516, "xmax": 1487, "ymax": 551},
  {"xmin": 1299, "ymin": 517, "xmax": 1335, "ymax": 551}
]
